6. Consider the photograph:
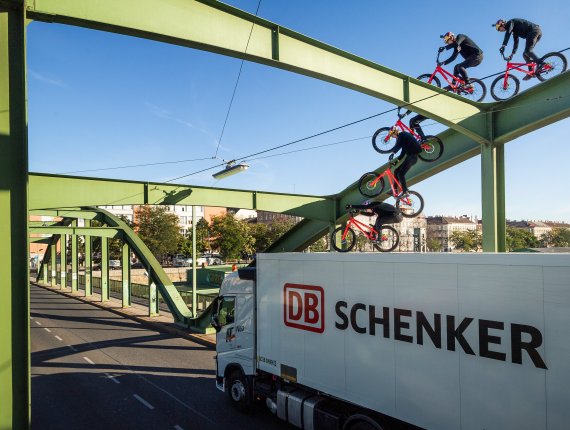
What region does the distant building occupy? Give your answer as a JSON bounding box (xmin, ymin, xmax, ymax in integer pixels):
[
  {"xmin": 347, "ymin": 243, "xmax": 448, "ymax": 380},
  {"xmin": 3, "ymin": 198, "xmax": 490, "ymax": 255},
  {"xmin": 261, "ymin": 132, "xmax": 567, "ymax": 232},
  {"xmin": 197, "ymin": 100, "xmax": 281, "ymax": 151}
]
[
  {"xmin": 507, "ymin": 220, "xmax": 551, "ymax": 239},
  {"xmin": 427, "ymin": 215, "xmax": 478, "ymax": 252},
  {"xmin": 256, "ymin": 210, "xmax": 302, "ymax": 225}
]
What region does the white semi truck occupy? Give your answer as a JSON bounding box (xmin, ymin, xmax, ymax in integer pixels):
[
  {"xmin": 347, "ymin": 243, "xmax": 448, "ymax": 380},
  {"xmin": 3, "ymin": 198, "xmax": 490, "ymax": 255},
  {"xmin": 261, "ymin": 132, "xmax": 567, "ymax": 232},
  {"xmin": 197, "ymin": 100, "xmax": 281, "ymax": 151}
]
[{"xmin": 211, "ymin": 253, "xmax": 570, "ymax": 430}]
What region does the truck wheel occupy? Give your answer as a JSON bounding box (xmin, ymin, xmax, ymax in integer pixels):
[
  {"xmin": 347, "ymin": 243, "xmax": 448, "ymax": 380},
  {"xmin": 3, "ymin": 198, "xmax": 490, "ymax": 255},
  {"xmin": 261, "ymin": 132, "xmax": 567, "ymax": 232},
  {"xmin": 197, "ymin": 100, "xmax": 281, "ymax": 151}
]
[
  {"xmin": 227, "ymin": 370, "xmax": 252, "ymax": 413},
  {"xmin": 344, "ymin": 414, "xmax": 383, "ymax": 430}
]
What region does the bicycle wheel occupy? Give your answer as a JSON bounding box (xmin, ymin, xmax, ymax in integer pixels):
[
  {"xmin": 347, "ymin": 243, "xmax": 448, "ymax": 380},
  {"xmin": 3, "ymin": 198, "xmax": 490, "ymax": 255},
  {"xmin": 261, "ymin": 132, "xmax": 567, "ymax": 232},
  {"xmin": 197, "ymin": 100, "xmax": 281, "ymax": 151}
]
[
  {"xmin": 417, "ymin": 74, "xmax": 442, "ymax": 88},
  {"xmin": 358, "ymin": 172, "xmax": 385, "ymax": 198},
  {"xmin": 536, "ymin": 52, "xmax": 567, "ymax": 82},
  {"xmin": 372, "ymin": 127, "xmax": 397, "ymax": 154},
  {"xmin": 372, "ymin": 226, "xmax": 399, "ymax": 252},
  {"xmin": 331, "ymin": 226, "xmax": 356, "ymax": 252},
  {"xmin": 418, "ymin": 136, "xmax": 444, "ymax": 162},
  {"xmin": 490, "ymin": 74, "xmax": 520, "ymax": 101},
  {"xmin": 458, "ymin": 78, "xmax": 486, "ymax": 102},
  {"xmin": 396, "ymin": 190, "xmax": 424, "ymax": 218}
]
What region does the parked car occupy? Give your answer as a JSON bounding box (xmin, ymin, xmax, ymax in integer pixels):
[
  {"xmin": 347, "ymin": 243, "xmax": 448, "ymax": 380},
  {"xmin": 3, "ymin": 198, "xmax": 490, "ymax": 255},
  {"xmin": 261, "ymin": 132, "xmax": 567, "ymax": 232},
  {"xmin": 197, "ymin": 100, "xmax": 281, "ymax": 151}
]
[
  {"xmin": 202, "ymin": 253, "xmax": 224, "ymax": 265},
  {"xmin": 109, "ymin": 260, "xmax": 121, "ymax": 270},
  {"xmin": 172, "ymin": 254, "xmax": 192, "ymax": 267}
]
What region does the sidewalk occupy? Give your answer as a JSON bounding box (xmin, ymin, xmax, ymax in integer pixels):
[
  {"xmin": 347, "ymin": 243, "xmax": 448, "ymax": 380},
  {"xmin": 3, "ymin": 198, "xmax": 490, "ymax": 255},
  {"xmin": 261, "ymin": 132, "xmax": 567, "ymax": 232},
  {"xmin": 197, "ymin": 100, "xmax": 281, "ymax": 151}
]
[{"xmin": 32, "ymin": 281, "xmax": 216, "ymax": 348}]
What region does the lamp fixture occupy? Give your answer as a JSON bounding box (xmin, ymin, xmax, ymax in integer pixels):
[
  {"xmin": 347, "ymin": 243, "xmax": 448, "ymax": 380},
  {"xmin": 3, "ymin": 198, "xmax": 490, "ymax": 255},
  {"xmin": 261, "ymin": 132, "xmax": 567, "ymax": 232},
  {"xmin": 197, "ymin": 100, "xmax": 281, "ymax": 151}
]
[{"xmin": 212, "ymin": 161, "xmax": 249, "ymax": 180}]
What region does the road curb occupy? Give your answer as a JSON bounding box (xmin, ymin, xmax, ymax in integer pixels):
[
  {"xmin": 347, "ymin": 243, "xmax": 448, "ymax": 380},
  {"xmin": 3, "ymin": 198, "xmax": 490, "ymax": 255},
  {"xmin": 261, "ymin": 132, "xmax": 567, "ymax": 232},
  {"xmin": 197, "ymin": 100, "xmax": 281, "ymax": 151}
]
[{"xmin": 32, "ymin": 282, "xmax": 216, "ymax": 349}]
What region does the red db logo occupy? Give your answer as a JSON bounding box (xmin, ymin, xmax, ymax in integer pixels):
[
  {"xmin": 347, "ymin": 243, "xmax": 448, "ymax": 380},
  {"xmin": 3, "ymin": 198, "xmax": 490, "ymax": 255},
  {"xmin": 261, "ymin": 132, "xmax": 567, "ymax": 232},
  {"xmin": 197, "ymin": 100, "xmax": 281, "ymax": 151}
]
[{"xmin": 283, "ymin": 283, "xmax": 325, "ymax": 333}]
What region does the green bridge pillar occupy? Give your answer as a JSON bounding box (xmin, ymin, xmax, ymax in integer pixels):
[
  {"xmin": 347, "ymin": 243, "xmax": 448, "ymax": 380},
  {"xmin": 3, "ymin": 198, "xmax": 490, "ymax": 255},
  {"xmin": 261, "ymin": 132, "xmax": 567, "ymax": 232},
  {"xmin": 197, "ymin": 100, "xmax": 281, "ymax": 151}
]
[
  {"xmin": 60, "ymin": 234, "xmax": 67, "ymax": 288},
  {"xmin": 0, "ymin": 3, "xmax": 29, "ymax": 429},
  {"xmin": 71, "ymin": 220, "xmax": 78, "ymax": 292},
  {"xmin": 122, "ymin": 242, "xmax": 131, "ymax": 308},
  {"xmin": 50, "ymin": 239, "xmax": 57, "ymax": 288},
  {"xmin": 481, "ymin": 143, "xmax": 506, "ymax": 252},
  {"xmin": 101, "ymin": 236, "xmax": 109, "ymax": 301},
  {"xmin": 84, "ymin": 220, "xmax": 92, "ymax": 296}
]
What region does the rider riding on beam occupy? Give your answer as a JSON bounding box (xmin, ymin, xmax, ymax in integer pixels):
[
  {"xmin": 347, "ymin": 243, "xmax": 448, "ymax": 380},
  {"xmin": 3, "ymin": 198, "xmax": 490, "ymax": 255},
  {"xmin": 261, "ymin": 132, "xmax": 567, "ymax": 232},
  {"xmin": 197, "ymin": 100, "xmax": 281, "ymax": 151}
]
[
  {"xmin": 494, "ymin": 18, "xmax": 543, "ymax": 80},
  {"xmin": 439, "ymin": 32, "xmax": 484, "ymax": 89}
]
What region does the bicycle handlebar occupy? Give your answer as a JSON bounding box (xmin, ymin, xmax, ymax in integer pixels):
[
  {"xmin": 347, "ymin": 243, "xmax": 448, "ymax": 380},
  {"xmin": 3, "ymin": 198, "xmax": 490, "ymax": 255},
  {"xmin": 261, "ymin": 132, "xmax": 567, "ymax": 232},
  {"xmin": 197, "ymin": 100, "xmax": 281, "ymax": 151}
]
[{"xmin": 500, "ymin": 52, "xmax": 513, "ymax": 62}]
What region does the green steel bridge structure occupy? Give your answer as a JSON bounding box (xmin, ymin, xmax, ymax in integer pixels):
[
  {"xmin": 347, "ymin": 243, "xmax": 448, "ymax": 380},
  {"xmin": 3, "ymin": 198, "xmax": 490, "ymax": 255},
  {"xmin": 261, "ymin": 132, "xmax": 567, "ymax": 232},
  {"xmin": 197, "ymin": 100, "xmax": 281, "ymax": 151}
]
[{"xmin": 2, "ymin": 0, "xmax": 569, "ymax": 427}]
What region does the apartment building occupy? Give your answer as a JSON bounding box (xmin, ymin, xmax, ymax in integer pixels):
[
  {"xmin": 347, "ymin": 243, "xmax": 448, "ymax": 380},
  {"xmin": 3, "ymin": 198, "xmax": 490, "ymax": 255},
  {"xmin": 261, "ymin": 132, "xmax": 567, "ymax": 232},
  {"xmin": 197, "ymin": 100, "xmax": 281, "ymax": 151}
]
[{"xmin": 427, "ymin": 215, "xmax": 478, "ymax": 252}]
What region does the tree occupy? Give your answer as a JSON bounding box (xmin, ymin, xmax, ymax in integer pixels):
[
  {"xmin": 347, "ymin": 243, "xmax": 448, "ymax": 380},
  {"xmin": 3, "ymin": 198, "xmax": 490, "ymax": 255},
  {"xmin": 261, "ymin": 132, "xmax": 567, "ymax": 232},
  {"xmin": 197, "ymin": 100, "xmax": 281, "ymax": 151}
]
[
  {"xmin": 250, "ymin": 219, "xmax": 296, "ymax": 252},
  {"xmin": 427, "ymin": 237, "xmax": 442, "ymax": 252},
  {"xmin": 134, "ymin": 205, "xmax": 183, "ymax": 263},
  {"xmin": 450, "ymin": 230, "xmax": 481, "ymax": 252},
  {"xmin": 506, "ymin": 227, "xmax": 539, "ymax": 251},
  {"xmin": 210, "ymin": 214, "xmax": 254, "ymax": 260},
  {"xmin": 179, "ymin": 217, "xmax": 211, "ymax": 256},
  {"xmin": 541, "ymin": 228, "xmax": 570, "ymax": 248},
  {"xmin": 306, "ymin": 237, "xmax": 329, "ymax": 252}
]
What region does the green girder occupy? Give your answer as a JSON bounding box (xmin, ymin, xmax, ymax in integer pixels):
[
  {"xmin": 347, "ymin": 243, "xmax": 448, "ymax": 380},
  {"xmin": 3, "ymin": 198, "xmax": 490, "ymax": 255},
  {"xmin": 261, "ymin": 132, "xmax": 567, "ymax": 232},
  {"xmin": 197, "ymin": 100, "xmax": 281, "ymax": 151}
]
[{"xmin": 31, "ymin": 207, "xmax": 194, "ymax": 325}]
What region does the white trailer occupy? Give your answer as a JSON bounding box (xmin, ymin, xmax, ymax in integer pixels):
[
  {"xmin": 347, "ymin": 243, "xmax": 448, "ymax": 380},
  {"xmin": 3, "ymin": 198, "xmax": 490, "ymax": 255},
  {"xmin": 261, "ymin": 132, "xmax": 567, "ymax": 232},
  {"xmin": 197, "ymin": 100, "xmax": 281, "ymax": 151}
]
[{"xmin": 211, "ymin": 253, "xmax": 570, "ymax": 430}]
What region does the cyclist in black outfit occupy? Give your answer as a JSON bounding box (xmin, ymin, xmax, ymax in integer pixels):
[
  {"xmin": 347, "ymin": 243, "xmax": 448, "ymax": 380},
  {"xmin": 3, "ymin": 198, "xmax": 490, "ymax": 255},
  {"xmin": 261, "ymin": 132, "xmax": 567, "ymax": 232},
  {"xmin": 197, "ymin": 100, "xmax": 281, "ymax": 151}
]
[
  {"xmin": 346, "ymin": 201, "xmax": 403, "ymax": 232},
  {"xmin": 494, "ymin": 18, "xmax": 542, "ymax": 80},
  {"xmin": 390, "ymin": 129, "xmax": 422, "ymax": 195},
  {"xmin": 438, "ymin": 32, "xmax": 484, "ymax": 87},
  {"xmin": 397, "ymin": 107, "xmax": 428, "ymax": 141}
]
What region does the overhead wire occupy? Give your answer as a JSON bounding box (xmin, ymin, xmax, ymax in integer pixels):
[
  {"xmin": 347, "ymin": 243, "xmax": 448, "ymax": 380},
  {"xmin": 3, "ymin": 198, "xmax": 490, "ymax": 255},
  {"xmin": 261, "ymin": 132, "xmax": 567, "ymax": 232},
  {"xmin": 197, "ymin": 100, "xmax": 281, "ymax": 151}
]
[
  {"xmin": 58, "ymin": 47, "xmax": 569, "ymax": 199},
  {"xmin": 212, "ymin": 0, "xmax": 262, "ymax": 159}
]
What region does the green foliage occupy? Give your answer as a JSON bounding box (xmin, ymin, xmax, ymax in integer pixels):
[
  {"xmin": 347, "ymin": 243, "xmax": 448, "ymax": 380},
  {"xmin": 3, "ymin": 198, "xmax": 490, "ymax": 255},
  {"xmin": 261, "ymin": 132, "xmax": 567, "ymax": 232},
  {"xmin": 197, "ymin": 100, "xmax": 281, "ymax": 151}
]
[
  {"xmin": 541, "ymin": 228, "xmax": 570, "ymax": 248},
  {"xmin": 427, "ymin": 237, "xmax": 442, "ymax": 252},
  {"xmin": 135, "ymin": 205, "xmax": 183, "ymax": 262},
  {"xmin": 506, "ymin": 227, "xmax": 539, "ymax": 251},
  {"xmin": 305, "ymin": 237, "xmax": 329, "ymax": 252},
  {"xmin": 250, "ymin": 219, "xmax": 295, "ymax": 252},
  {"xmin": 450, "ymin": 230, "xmax": 481, "ymax": 252},
  {"xmin": 179, "ymin": 217, "xmax": 211, "ymax": 256},
  {"xmin": 210, "ymin": 214, "xmax": 255, "ymax": 260}
]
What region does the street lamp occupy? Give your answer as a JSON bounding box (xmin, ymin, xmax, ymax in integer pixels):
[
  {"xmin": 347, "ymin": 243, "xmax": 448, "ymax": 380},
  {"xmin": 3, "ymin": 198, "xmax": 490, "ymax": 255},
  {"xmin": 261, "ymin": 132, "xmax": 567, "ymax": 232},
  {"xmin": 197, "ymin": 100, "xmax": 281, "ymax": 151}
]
[{"xmin": 212, "ymin": 161, "xmax": 249, "ymax": 180}]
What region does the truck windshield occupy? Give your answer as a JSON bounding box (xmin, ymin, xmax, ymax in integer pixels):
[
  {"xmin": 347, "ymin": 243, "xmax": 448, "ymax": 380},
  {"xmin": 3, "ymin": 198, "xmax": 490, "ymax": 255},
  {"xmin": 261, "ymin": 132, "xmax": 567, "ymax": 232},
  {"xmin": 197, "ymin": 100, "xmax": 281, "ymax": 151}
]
[{"xmin": 218, "ymin": 297, "xmax": 235, "ymax": 326}]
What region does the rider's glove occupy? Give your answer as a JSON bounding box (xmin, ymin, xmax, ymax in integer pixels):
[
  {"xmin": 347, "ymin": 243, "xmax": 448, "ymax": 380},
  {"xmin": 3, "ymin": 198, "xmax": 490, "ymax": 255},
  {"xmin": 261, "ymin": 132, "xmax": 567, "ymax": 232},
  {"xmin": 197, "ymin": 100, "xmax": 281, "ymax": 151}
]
[
  {"xmin": 506, "ymin": 54, "xmax": 513, "ymax": 61},
  {"xmin": 438, "ymin": 46, "xmax": 445, "ymax": 53},
  {"xmin": 436, "ymin": 61, "xmax": 443, "ymax": 66},
  {"xmin": 499, "ymin": 45, "xmax": 505, "ymax": 54}
]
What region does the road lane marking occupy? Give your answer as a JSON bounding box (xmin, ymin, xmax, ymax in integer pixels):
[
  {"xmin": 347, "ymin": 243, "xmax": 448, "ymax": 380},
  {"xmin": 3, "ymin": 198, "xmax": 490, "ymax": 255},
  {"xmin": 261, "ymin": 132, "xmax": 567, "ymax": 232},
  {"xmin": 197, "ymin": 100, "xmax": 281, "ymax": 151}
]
[
  {"xmin": 44, "ymin": 328, "xmax": 51, "ymax": 333},
  {"xmin": 55, "ymin": 335, "xmax": 63, "ymax": 341},
  {"xmin": 35, "ymin": 321, "xmax": 42, "ymax": 326},
  {"xmin": 174, "ymin": 426, "xmax": 184, "ymax": 430},
  {"xmin": 30, "ymin": 317, "xmax": 34, "ymax": 320},
  {"xmin": 105, "ymin": 373, "xmax": 120, "ymax": 384},
  {"xmin": 83, "ymin": 356, "xmax": 95, "ymax": 365},
  {"xmin": 67, "ymin": 345, "xmax": 77, "ymax": 352},
  {"xmin": 133, "ymin": 394, "xmax": 154, "ymax": 410}
]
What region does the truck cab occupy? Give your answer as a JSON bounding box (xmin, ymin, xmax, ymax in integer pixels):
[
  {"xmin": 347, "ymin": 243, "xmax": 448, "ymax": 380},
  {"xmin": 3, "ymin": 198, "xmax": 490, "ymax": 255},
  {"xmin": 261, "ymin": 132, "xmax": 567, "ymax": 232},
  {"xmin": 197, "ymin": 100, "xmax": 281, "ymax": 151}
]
[{"xmin": 211, "ymin": 268, "xmax": 256, "ymax": 410}]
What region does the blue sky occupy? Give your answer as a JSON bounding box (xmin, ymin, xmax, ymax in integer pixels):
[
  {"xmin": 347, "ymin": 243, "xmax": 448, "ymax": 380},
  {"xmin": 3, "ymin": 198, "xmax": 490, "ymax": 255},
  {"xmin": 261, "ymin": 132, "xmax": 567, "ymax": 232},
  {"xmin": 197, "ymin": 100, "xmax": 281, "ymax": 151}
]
[{"xmin": 27, "ymin": 0, "xmax": 570, "ymax": 221}]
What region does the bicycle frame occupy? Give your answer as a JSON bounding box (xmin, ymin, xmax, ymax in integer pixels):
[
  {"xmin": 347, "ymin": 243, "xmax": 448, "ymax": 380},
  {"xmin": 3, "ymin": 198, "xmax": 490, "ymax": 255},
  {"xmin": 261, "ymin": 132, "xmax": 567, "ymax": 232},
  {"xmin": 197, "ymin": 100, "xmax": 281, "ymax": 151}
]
[
  {"xmin": 426, "ymin": 64, "xmax": 466, "ymax": 89},
  {"xmin": 341, "ymin": 215, "xmax": 377, "ymax": 241},
  {"xmin": 367, "ymin": 168, "xmax": 403, "ymax": 197},
  {"xmin": 386, "ymin": 117, "xmax": 431, "ymax": 151}
]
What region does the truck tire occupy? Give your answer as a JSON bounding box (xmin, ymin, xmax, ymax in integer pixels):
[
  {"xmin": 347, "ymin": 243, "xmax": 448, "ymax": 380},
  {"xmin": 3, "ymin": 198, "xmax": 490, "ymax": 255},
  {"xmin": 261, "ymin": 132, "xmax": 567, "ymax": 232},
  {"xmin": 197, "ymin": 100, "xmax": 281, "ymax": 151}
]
[
  {"xmin": 227, "ymin": 369, "xmax": 252, "ymax": 413},
  {"xmin": 344, "ymin": 414, "xmax": 383, "ymax": 430}
]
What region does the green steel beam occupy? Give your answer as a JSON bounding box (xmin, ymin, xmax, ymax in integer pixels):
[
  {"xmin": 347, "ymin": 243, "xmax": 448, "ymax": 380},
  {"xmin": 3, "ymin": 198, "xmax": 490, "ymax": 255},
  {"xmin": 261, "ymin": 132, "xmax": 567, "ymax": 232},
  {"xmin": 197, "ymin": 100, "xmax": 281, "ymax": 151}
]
[
  {"xmin": 493, "ymin": 72, "xmax": 570, "ymax": 145},
  {"xmin": 29, "ymin": 174, "xmax": 336, "ymax": 222},
  {"xmin": 25, "ymin": 0, "xmax": 487, "ymax": 142},
  {"xmin": 30, "ymin": 207, "xmax": 194, "ymax": 325},
  {"xmin": 0, "ymin": 4, "xmax": 29, "ymax": 428},
  {"xmin": 29, "ymin": 237, "xmax": 51, "ymax": 243},
  {"xmin": 30, "ymin": 226, "xmax": 123, "ymax": 239}
]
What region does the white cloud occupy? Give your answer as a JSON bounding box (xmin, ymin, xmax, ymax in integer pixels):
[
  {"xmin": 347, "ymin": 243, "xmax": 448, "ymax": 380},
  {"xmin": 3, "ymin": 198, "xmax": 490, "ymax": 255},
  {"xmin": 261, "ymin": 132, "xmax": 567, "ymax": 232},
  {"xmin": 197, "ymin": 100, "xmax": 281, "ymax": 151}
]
[{"xmin": 28, "ymin": 69, "xmax": 68, "ymax": 88}]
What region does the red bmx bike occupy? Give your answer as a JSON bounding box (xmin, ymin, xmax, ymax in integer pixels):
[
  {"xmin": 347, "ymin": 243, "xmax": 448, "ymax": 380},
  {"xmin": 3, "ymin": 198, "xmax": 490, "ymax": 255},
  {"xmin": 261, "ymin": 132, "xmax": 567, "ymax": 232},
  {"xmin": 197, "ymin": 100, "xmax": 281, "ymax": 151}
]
[
  {"xmin": 417, "ymin": 51, "xmax": 487, "ymax": 102},
  {"xmin": 358, "ymin": 160, "xmax": 424, "ymax": 218},
  {"xmin": 331, "ymin": 206, "xmax": 399, "ymax": 252},
  {"xmin": 490, "ymin": 51, "xmax": 567, "ymax": 101},
  {"xmin": 372, "ymin": 109, "xmax": 444, "ymax": 162}
]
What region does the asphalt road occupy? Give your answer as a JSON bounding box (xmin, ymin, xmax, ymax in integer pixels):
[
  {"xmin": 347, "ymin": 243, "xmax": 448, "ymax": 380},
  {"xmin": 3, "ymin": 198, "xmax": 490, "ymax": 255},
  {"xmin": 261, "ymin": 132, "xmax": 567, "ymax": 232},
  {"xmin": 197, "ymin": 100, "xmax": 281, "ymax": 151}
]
[{"xmin": 31, "ymin": 284, "xmax": 293, "ymax": 430}]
